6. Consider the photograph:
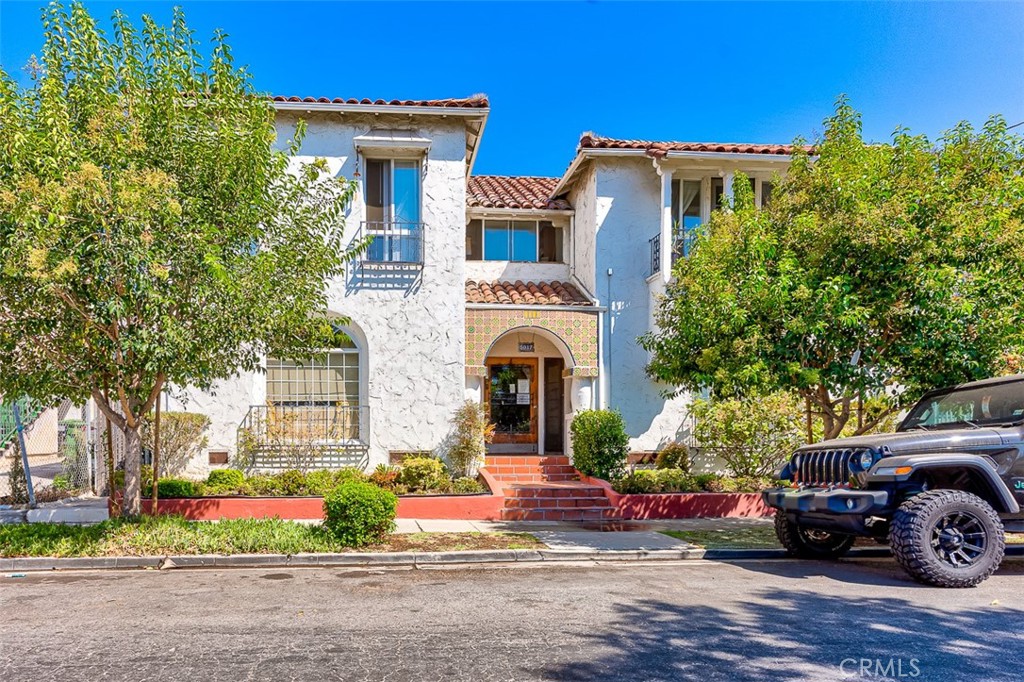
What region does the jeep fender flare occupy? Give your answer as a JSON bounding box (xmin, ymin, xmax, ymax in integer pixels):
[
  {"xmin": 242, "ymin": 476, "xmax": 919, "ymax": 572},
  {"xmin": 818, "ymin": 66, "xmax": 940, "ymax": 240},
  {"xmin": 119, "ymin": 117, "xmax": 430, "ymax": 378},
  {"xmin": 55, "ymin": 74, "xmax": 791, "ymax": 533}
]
[{"xmin": 867, "ymin": 453, "xmax": 1019, "ymax": 514}]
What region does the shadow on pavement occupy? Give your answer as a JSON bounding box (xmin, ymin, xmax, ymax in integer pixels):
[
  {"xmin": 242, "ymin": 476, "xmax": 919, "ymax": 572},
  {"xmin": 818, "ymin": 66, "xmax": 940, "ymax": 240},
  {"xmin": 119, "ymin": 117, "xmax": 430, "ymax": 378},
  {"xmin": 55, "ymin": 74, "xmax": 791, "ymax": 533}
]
[{"xmin": 536, "ymin": 563, "xmax": 1024, "ymax": 681}]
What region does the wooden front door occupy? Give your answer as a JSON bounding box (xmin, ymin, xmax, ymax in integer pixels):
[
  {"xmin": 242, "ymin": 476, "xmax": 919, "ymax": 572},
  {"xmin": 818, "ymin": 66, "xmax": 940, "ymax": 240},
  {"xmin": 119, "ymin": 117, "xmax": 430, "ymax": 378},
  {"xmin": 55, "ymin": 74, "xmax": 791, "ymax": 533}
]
[
  {"xmin": 543, "ymin": 358, "xmax": 565, "ymax": 453},
  {"xmin": 485, "ymin": 357, "xmax": 538, "ymax": 445}
]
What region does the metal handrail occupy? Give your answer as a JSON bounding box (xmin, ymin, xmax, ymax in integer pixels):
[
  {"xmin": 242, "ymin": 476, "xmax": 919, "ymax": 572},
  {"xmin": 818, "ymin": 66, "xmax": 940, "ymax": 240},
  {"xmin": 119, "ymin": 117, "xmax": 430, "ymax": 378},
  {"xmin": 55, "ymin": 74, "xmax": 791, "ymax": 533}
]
[{"xmin": 358, "ymin": 220, "xmax": 423, "ymax": 264}]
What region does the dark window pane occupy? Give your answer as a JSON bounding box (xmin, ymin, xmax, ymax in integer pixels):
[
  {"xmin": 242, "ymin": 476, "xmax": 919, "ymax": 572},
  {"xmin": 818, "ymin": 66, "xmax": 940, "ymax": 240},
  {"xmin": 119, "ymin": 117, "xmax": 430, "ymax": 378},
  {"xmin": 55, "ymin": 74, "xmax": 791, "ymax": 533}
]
[
  {"xmin": 466, "ymin": 220, "xmax": 483, "ymax": 260},
  {"xmin": 761, "ymin": 181, "xmax": 774, "ymax": 207},
  {"xmin": 365, "ymin": 159, "xmax": 387, "ymax": 225},
  {"xmin": 711, "ymin": 177, "xmax": 724, "ymax": 212},
  {"xmin": 538, "ymin": 222, "xmax": 563, "ymax": 262}
]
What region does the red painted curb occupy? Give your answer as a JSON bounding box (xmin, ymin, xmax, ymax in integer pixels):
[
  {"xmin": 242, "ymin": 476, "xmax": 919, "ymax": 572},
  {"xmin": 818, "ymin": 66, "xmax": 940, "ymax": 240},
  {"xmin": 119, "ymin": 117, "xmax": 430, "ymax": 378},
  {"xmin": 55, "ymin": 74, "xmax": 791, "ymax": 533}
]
[{"xmin": 579, "ymin": 476, "xmax": 773, "ymax": 519}]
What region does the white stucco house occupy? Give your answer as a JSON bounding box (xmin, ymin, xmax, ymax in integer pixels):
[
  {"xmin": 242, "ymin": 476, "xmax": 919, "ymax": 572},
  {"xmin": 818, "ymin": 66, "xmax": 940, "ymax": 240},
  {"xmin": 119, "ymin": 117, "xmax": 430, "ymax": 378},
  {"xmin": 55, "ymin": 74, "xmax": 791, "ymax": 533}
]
[{"xmin": 168, "ymin": 94, "xmax": 799, "ymax": 475}]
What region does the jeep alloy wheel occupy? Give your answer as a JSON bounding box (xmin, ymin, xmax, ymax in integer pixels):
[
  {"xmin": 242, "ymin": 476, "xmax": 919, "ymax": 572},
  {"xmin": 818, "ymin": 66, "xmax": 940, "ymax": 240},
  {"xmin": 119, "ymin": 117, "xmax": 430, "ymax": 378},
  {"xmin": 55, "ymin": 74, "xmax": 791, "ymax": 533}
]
[
  {"xmin": 774, "ymin": 510, "xmax": 856, "ymax": 559},
  {"xmin": 890, "ymin": 489, "xmax": 1005, "ymax": 588}
]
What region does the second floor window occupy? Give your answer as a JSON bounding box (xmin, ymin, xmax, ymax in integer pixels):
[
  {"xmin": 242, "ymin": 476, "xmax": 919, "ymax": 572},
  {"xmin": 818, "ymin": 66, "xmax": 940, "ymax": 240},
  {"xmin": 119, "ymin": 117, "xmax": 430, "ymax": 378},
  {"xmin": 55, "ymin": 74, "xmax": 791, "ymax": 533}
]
[
  {"xmin": 670, "ymin": 175, "xmax": 774, "ymax": 260},
  {"xmin": 364, "ymin": 158, "xmax": 421, "ymax": 262},
  {"xmin": 466, "ymin": 219, "xmax": 564, "ymax": 262}
]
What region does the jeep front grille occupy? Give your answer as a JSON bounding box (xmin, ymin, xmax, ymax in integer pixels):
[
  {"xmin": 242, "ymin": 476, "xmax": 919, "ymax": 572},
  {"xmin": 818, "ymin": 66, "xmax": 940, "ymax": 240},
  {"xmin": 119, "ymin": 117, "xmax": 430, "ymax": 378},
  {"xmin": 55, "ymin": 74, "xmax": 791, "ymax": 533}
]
[{"xmin": 794, "ymin": 449, "xmax": 854, "ymax": 487}]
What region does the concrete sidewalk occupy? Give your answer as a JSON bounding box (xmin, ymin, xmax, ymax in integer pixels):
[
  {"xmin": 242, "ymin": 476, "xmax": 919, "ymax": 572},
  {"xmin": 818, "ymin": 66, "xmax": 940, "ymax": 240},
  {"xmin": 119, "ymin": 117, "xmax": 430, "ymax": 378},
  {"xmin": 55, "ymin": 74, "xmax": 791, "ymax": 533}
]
[{"xmin": 395, "ymin": 517, "xmax": 773, "ymax": 553}]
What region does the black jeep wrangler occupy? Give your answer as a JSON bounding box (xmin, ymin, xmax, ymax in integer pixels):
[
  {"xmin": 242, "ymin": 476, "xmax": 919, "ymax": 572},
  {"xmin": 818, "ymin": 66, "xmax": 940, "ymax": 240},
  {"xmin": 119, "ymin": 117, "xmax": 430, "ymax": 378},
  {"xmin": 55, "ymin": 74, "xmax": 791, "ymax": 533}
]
[{"xmin": 763, "ymin": 374, "xmax": 1024, "ymax": 587}]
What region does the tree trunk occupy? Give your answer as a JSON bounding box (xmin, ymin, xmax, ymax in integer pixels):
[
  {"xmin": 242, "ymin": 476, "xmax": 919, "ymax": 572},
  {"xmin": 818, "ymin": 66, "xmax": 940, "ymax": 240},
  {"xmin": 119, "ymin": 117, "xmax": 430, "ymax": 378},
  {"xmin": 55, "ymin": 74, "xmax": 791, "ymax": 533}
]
[
  {"xmin": 105, "ymin": 416, "xmax": 120, "ymax": 517},
  {"xmin": 122, "ymin": 426, "xmax": 143, "ymax": 516},
  {"xmin": 152, "ymin": 399, "xmax": 161, "ymax": 514}
]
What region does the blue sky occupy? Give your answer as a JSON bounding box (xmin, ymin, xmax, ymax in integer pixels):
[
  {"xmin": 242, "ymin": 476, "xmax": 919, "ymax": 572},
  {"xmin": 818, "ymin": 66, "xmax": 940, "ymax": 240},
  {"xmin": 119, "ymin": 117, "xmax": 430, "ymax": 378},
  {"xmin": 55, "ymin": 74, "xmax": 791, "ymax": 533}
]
[{"xmin": 1, "ymin": 1, "xmax": 1022, "ymax": 177}]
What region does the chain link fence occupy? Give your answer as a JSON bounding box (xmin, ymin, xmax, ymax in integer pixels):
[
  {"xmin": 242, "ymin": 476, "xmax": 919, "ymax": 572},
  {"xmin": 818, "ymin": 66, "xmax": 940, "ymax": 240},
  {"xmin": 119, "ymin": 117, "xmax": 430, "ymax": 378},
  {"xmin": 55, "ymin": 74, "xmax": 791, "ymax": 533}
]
[{"xmin": 1, "ymin": 399, "xmax": 106, "ymax": 504}]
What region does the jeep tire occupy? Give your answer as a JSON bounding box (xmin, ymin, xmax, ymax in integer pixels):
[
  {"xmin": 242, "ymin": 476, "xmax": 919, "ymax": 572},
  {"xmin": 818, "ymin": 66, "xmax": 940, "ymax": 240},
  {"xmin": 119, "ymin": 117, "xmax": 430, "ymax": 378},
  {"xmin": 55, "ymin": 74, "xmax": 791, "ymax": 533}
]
[
  {"xmin": 890, "ymin": 489, "xmax": 1005, "ymax": 588},
  {"xmin": 774, "ymin": 510, "xmax": 856, "ymax": 559}
]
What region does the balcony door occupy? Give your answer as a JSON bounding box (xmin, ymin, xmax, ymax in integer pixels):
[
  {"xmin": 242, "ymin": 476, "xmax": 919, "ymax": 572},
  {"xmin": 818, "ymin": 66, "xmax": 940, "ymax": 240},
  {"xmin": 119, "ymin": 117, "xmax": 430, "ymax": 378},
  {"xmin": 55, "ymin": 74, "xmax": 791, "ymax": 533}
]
[
  {"xmin": 485, "ymin": 358, "xmax": 538, "ymax": 446},
  {"xmin": 365, "ymin": 158, "xmax": 421, "ymax": 262}
]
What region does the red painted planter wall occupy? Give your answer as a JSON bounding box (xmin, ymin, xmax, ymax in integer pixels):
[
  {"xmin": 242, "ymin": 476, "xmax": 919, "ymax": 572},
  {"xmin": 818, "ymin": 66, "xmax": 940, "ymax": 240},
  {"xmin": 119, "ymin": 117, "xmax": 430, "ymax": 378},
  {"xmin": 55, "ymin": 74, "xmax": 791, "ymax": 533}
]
[
  {"xmin": 127, "ymin": 494, "xmax": 505, "ymax": 521},
  {"xmin": 579, "ymin": 476, "xmax": 773, "ymax": 519}
]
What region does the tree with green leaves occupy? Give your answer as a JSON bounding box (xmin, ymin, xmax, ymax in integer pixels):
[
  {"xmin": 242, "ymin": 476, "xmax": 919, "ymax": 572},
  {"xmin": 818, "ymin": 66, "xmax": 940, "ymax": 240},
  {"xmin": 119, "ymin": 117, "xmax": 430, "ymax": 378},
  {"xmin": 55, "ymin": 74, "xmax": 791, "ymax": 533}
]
[
  {"xmin": 0, "ymin": 2, "xmax": 361, "ymax": 514},
  {"xmin": 642, "ymin": 98, "xmax": 1024, "ymax": 440}
]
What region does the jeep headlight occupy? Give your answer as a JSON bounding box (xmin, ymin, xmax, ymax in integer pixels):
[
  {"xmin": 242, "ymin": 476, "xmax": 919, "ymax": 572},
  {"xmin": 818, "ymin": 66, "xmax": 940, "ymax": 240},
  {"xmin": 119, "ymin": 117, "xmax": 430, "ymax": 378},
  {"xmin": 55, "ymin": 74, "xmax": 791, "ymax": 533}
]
[
  {"xmin": 848, "ymin": 448, "xmax": 876, "ymax": 472},
  {"xmin": 856, "ymin": 450, "xmax": 875, "ymax": 471}
]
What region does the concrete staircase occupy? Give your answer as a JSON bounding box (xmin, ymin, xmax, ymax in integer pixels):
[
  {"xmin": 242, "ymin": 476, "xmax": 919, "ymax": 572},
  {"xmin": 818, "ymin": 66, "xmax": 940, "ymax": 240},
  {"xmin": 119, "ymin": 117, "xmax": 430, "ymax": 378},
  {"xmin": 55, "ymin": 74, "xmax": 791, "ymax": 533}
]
[{"xmin": 484, "ymin": 455, "xmax": 620, "ymax": 522}]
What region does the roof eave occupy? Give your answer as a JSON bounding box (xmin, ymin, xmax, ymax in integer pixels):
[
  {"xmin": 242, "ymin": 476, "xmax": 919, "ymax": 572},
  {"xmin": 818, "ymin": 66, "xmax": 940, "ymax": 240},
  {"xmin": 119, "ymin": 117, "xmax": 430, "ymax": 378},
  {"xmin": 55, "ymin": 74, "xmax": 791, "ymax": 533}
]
[
  {"xmin": 272, "ymin": 101, "xmax": 490, "ymax": 117},
  {"xmin": 466, "ymin": 206, "xmax": 574, "ymax": 218}
]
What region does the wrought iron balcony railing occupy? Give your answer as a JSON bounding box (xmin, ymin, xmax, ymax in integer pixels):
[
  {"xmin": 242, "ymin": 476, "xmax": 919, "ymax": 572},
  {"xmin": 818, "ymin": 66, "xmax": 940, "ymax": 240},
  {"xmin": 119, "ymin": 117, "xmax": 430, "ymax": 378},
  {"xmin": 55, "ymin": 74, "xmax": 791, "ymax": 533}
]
[
  {"xmin": 357, "ymin": 220, "xmax": 423, "ymax": 265},
  {"xmin": 649, "ymin": 231, "xmax": 695, "ymax": 277},
  {"xmin": 237, "ymin": 403, "xmax": 369, "ymax": 470}
]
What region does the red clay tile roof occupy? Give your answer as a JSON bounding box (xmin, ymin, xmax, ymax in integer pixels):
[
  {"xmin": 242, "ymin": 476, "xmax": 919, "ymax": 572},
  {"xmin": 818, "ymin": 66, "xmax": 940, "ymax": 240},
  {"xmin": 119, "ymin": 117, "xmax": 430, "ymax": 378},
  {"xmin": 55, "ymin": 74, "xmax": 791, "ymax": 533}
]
[
  {"xmin": 578, "ymin": 133, "xmax": 808, "ymax": 157},
  {"xmin": 467, "ymin": 176, "xmax": 571, "ymax": 210},
  {"xmin": 271, "ymin": 95, "xmax": 489, "ymax": 109},
  {"xmin": 466, "ymin": 280, "xmax": 592, "ymax": 306}
]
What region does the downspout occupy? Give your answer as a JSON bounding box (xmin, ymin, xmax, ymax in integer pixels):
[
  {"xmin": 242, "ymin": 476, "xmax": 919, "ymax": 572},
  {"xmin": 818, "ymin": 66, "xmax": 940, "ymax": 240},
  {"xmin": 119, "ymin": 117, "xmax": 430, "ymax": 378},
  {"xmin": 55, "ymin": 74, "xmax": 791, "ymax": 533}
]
[{"xmin": 604, "ymin": 267, "xmax": 613, "ymax": 410}]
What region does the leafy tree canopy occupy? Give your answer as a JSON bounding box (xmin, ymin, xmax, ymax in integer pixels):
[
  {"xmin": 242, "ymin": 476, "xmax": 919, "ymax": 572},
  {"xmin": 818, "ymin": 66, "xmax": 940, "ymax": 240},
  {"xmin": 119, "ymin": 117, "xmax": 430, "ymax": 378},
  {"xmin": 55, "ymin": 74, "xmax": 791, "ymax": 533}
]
[
  {"xmin": 0, "ymin": 2, "xmax": 360, "ymax": 513},
  {"xmin": 642, "ymin": 98, "xmax": 1024, "ymax": 439}
]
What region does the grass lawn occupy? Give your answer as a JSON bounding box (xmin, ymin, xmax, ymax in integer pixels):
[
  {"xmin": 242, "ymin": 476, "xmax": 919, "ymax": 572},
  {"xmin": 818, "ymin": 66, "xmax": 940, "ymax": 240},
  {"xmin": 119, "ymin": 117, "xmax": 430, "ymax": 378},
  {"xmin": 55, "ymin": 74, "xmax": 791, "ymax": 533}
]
[
  {"xmin": 661, "ymin": 528, "xmax": 1024, "ymax": 550},
  {"xmin": 0, "ymin": 516, "xmax": 543, "ymax": 558},
  {"xmin": 660, "ymin": 527, "xmax": 780, "ymax": 549}
]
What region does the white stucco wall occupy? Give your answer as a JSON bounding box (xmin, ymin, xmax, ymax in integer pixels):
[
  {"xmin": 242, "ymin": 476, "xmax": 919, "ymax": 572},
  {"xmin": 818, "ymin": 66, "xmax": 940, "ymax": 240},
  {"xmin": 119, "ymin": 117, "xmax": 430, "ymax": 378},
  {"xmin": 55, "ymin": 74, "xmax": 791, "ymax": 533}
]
[
  {"xmin": 465, "ymin": 261, "xmax": 570, "ymax": 283},
  {"xmin": 590, "ymin": 157, "xmax": 694, "ymax": 452},
  {"xmin": 173, "ymin": 111, "xmax": 470, "ymax": 474},
  {"xmin": 568, "ymin": 164, "xmax": 597, "ymax": 295}
]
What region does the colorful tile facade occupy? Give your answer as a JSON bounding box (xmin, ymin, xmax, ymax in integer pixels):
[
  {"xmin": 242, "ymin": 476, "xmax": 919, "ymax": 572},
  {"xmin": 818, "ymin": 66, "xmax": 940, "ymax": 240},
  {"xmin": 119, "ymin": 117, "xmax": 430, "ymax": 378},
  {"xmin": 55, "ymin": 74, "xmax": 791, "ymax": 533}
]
[{"xmin": 466, "ymin": 308, "xmax": 599, "ymax": 377}]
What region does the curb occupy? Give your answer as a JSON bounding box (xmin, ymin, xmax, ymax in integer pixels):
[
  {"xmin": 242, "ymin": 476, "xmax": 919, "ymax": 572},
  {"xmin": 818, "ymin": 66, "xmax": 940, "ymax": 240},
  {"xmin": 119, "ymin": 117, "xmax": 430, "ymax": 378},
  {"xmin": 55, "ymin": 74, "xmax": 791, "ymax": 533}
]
[
  {"xmin": 1, "ymin": 547, "xmax": 707, "ymax": 572},
  {"xmin": 4, "ymin": 544, "xmax": 1020, "ymax": 573}
]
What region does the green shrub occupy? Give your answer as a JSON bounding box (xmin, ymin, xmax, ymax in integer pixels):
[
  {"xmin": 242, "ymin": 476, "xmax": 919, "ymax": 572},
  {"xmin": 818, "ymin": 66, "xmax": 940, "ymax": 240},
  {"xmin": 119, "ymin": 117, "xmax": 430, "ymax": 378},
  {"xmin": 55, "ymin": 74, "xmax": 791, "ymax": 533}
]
[
  {"xmin": 333, "ymin": 468, "xmax": 368, "ymax": 486},
  {"xmin": 206, "ymin": 468, "xmax": 245, "ymax": 493},
  {"xmin": 369, "ymin": 464, "xmax": 400, "ymax": 490},
  {"xmin": 613, "ymin": 470, "xmax": 659, "ymax": 494},
  {"xmin": 654, "ymin": 442, "xmax": 691, "ymax": 472},
  {"xmin": 570, "ymin": 410, "xmax": 629, "ymax": 480},
  {"xmin": 156, "ymin": 478, "xmax": 198, "ymax": 498},
  {"xmin": 275, "ymin": 469, "xmax": 308, "ymax": 496},
  {"xmin": 451, "ymin": 476, "xmax": 486, "ymax": 494},
  {"xmin": 322, "ymin": 481, "xmax": 398, "ymax": 546},
  {"xmin": 51, "ymin": 474, "xmax": 71, "ymax": 491},
  {"xmin": 398, "ymin": 456, "xmax": 448, "ymax": 492},
  {"xmin": 704, "ymin": 476, "xmax": 739, "ymax": 494},
  {"xmin": 692, "ymin": 473, "xmax": 718, "ymax": 492},
  {"xmin": 691, "ymin": 392, "xmax": 805, "ymax": 477},
  {"xmin": 445, "ymin": 401, "xmax": 495, "ymax": 477},
  {"xmin": 244, "ymin": 474, "xmax": 282, "ymax": 496},
  {"xmin": 304, "ymin": 470, "xmax": 338, "ymax": 496},
  {"xmin": 140, "ymin": 412, "xmax": 211, "ymax": 476}
]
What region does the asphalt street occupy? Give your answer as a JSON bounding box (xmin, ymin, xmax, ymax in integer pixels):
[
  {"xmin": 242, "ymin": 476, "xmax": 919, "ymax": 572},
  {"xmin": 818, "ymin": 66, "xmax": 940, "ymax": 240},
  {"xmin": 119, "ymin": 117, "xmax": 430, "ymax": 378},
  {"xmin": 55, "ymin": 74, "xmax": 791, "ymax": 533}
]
[{"xmin": 1, "ymin": 557, "xmax": 1022, "ymax": 681}]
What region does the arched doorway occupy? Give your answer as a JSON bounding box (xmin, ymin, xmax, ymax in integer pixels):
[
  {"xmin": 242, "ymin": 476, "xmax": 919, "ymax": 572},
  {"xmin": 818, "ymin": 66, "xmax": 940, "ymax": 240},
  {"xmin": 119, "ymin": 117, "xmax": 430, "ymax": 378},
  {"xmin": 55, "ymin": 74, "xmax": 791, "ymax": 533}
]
[{"xmin": 483, "ymin": 327, "xmax": 574, "ymax": 454}]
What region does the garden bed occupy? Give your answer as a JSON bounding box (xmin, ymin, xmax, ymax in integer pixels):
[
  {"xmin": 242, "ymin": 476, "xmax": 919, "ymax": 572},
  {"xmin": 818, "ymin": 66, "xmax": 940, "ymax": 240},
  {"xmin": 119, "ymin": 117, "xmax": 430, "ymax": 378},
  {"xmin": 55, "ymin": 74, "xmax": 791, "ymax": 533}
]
[
  {"xmin": 128, "ymin": 491, "xmax": 506, "ymax": 521},
  {"xmin": 581, "ymin": 476, "xmax": 774, "ymax": 519}
]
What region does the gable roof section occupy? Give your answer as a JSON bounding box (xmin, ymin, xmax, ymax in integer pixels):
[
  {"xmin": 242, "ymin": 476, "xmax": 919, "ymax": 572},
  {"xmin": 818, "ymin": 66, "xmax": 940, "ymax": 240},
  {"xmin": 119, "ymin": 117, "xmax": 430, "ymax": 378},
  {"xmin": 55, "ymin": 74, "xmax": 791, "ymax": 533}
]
[
  {"xmin": 467, "ymin": 176, "xmax": 571, "ymax": 211},
  {"xmin": 551, "ymin": 133, "xmax": 809, "ymax": 198},
  {"xmin": 578, "ymin": 134, "xmax": 808, "ymax": 157},
  {"xmin": 466, "ymin": 280, "xmax": 592, "ymax": 306},
  {"xmin": 271, "ymin": 95, "xmax": 489, "ymax": 172}
]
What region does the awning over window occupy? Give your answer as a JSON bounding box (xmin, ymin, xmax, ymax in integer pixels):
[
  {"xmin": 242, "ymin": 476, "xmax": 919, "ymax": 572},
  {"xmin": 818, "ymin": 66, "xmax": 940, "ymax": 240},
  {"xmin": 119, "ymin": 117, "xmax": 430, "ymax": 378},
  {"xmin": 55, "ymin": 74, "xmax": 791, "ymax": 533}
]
[{"xmin": 354, "ymin": 130, "xmax": 431, "ymax": 155}]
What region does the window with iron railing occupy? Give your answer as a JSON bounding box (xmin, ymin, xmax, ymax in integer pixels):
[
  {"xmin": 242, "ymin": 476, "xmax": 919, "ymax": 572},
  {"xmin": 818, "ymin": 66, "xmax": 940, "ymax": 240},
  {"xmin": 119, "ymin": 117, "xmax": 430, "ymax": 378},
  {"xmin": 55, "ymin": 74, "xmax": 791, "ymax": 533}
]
[{"xmin": 363, "ymin": 158, "xmax": 423, "ymax": 263}]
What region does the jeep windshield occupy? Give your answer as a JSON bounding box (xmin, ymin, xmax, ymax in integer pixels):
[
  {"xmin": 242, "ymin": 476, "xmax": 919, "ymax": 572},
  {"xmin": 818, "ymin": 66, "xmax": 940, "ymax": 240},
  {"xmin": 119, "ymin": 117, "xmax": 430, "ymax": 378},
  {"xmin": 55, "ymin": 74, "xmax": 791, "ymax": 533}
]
[{"xmin": 899, "ymin": 380, "xmax": 1024, "ymax": 431}]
